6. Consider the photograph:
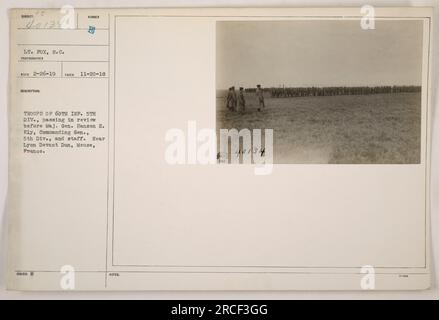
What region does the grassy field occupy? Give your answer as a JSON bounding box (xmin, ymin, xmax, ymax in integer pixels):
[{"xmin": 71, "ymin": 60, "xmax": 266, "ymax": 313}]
[{"xmin": 216, "ymin": 92, "xmax": 421, "ymax": 164}]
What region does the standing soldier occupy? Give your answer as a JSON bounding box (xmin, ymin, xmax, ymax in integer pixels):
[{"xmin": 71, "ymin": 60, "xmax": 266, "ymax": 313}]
[
  {"xmin": 231, "ymin": 86, "xmax": 237, "ymax": 111},
  {"xmin": 238, "ymin": 87, "xmax": 246, "ymax": 112},
  {"xmin": 226, "ymin": 86, "xmax": 237, "ymax": 111},
  {"xmin": 256, "ymin": 84, "xmax": 265, "ymax": 111},
  {"xmin": 226, "ymin": 87, "xmax": 233, "ymax": 110}
]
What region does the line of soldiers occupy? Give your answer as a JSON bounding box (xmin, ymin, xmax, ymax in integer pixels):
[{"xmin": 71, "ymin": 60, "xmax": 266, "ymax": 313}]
[
  {"xmin": 226, "ymin": 85, "xmax": 265, "ymax": 112},
  {"xmin": 270, "ymin": 85, "xmax": 421, "ymax": 98}
]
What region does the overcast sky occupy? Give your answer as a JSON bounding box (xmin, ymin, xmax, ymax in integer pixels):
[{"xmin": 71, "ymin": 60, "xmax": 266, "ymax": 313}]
[{"xmin": 216, "ymin": 20, "xmax": 423, "ymax": 89}]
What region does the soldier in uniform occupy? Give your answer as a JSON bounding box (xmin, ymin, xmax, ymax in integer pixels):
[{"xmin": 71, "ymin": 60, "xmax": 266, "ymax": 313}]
[
  {"xmin": 238, "ymin": 87, "xmax": 246, "ymax": 112},
  {"xmin": 231, "ymin": 86, "xmax": 237, "ymax": 111},
  {"xmin": 256, "ymin": 84, "xmax": 265, "ymax": 111},
  {"xmin": 226, "ymin": 86, "xmax": 237, "ymax": 111},
  {"xmin": 226, "ymin": 87, "xmax": 233, "ymax": 110}
]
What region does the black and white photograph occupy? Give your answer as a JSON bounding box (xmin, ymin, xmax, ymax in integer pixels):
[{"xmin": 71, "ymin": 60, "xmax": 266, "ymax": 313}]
[
  {"xmin": 2, "ymin": 4, "xmax": 436, "ymax": 298},
  {"xmin": 216, "ymin": 20, "xmax": 424, "ymax": 164}
]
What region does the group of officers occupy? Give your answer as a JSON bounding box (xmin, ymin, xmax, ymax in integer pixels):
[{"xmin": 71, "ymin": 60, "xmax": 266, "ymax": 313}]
[{"xmin": 226, "ymin": 85, "xmax": 265, "ymax": 113}]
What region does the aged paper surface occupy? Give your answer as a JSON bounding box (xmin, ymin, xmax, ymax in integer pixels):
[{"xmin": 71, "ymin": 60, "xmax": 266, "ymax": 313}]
[{"xmin": 7, "ymin": 7, "xmax": 432, "ymax": 290}]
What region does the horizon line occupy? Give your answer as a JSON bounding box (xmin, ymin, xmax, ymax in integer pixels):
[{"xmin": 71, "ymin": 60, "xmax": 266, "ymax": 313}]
[{"xmin": 218, "ymin": 84, "xmax": 422, "ymax": 90}]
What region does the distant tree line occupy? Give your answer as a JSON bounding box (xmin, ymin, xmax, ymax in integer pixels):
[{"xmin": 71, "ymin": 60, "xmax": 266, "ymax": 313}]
[{"xmin": 244, "ymin": 85, "xmax": 421, "ymax": 98}]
